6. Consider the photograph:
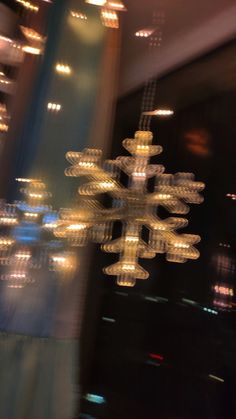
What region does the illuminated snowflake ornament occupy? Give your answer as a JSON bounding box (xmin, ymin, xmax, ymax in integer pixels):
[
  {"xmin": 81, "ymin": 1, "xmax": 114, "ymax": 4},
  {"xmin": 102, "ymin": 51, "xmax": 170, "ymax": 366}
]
[{"xmin": 58, "ymin": 129, "xmax": 205, "ymax": 287}]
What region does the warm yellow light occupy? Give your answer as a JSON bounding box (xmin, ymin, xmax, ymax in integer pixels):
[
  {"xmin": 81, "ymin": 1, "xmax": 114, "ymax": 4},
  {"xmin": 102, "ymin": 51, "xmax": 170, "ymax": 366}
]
[
  {"xmin": 86, "ymin": 0, "xmax": 106, "ymax": 5},
  {"xmin": 158, "ymin": 194, "xmax": 172, "ymax": 199},
  {"xmin": 106, "ymin": 1, "xmax": 126, "ymax": 10},
  {"xmin": 0, "ymin": 123, "xmax": 8, "ymax": 132},
  {"xmin": 12, "ymin": 43, "xmax": 22, "ymax": 50},
  {"xmin": 44, "ymin": 223, "xmax": 58, "ymax": 229},
  {"xmin": 0, "ymin": 104, "xmax": 7, "ymax": 112},
  {"xmin": 214, "ymin": 285, "xmax": 234, "ymax": 296},
  {"xmin": 101, "ymin": 8, "xmax": 119, "ymax": 28},
  {"xmin": 20, "ymin": 26, "xmax": 44, "ymax": 42},
  {"xmin": 9, "ymin": 273, "xmax": 26, "ymax": 279},
  {"xmin": 28, "ymin": 193, "xmax": 43, "ymax": 199},
  {"xmin": 24, "ymin": 212, "xmax": 38, "ymax": 218},
  {"xmin": 125, "ymin": 236, "xmax": 139, "ymax": 243},
  {"xmin": 0, "ymin": 35, "xmax": 12, "ymax": 44},
  {"xmin": 67, "ymin": 224, "xmax": 86, "ymax": 231},
  {"xmin": 79, "ymin": 161, "xmax": 94, "ymax": 168},
  {"xmin": 173, "ymin": 243, "xmax": 190, "ymax": 249},
  {"xmin": 52, "ymin": 256, "xmax": 66, "ymax": 263},
  {"xmin": 22, "ymin": 45, "xmax": 42, "ymax": 55},
  {"xmin": 0, "ymin": 78, "xmax": 10, "ymax": 85},
  {"xmin": 133, "ymin": 144, "xmax": 151, "ymax": 157},
  {"xmin": 16, "ymin": 177, "xmax": 36, "ymax": 183},
  {"xmin": 16, "ymin": 0, "xmax": 39, "ymax": 12},
  {"xmin": 137, "ymin": 145, "xmax": 149, "ymax": 151},
  {"xmin": 55, "ymin": 63, "xmax": 72, "ymax": 75},
  {"xmin": 70, "ymin": 10, "xmax": 87, "ymax": 20},
  {"xmin": 50, "ymin": 253, "xmax": 76, "ymax": 273},
  {"xmin": 47, "ymin": 102, "xmax": 61, "ymax": 112},
  {"xmin": 117, "ymin": 277, "xmax": 136, "ymax": 287},
  {"xmin": 0, "ymin": 217, "xmax": 17, "ymax": 225},
  {"xmin": 0, "ymin": 238, "xmax": 14, "ymax": 246},
  {"xmin": 15, "ymin": 252, "xmax": 31, "ymax": 260},
  {"xmin": 132, "ymin": 172, "xmax": 146, "ymax": 178},
  {"xmin": 62, "ymin": 129, "xmax": 204, "ymax": 286},
  {"xmin": 135, "ymin": 29, "xmax": 154, "ymax": 38},
  {"xmin": 99, "ymin": 181, "xmax": 114, "ymax": 189},
  {"xmin": 122, "ymin": 264, "xmax": 135, "ymax": 271},
  {"xmin": 142, "ymin": 109, "xmax": 174, "ymax": 116}
]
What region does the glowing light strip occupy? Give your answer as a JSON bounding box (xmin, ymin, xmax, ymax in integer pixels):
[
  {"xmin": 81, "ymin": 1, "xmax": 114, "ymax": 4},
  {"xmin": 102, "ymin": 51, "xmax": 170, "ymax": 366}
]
[
  {"xmin": 135, "ymin": 28, "xmax": 155, "ymax": 38},
  {"xmin": 0, "ymin": 78, "xmax": 11, "ymax": 85},
  {"xmin": 84, "ymin": 393, "xmax": 106, "ymax": 404},
  {"xmin": 16, "ymin": 0, "xmax": 39, "ymax": 12},
  {"xmin": 142, "ymin": 109, "xmax": 174, "ymax": 116},
  {"xmin": 22, "ymin": 45, "xmax": 42, "ymax": 55},
  {"xmin": 70, "ymin": 10, "xmax": 87, "ymax": 20},
  {"xmin": 102, "ymin": 316, "xmax": 115, "ymax": 322},
  {"xmin": 0, "ymin": 35, "xmax": 12, "ymax": 44},
  {"xmin": 55, "ymin": 63, "xmax": 71, "ymax": 75},
  {"xmin": 20, "ymin": 26, "xmax": 44, "ymax": 42},
  {"xmin": 106, "ymin": 1, "xmax": 126, "ymax": 10},
  {"xmin": 16, "ymin": 178, "xmax": 37, "ymax": 183},
  {"xmin": 47, "ymin": 102, "xmax": 61, "ymax": 112},
  {"xmin": 85, "ymin": 0, "xmax": 106, "ymax": 5},
  {"xmin": 209, "ymin": 374, "xmax": 224, "ymax": 383}
]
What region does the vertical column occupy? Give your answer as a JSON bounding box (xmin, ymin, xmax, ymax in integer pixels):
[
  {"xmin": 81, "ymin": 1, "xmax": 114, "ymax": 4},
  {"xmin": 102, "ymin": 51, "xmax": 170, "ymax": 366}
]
[{"xmin": 13, "ymin": 0, "xmax": 106, "ymax": 207}]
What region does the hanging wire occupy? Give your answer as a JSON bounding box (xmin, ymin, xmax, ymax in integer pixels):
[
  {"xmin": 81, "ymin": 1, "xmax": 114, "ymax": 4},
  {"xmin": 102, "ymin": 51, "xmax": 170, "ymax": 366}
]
[{"xmin": 138, "ymin": 10, "xmax": 165, "ymax": 131}]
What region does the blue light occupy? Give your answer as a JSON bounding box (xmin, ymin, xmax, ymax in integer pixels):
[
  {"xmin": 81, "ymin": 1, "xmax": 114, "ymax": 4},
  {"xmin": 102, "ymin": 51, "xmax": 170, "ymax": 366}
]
[
  {"xmin": 203, "ymin": 307, "xmax": 218, "ymax": 315},
  {"xmin": 12, "ymin": 222, "xmax": 40, "ymax": 244},
  {"xmin": 84, "ymin": 393, "xmax": 106, "ymax": 404},
  {"xmin": 43, "ymin": 212, "xmax": 59, "ymax": 224},
  {"xmin": 48, "ymin": 240, "xmax": 63, "ymax": 249},
  {"xmin": 16, "ymin": 203, "xmax": 48, "ymax": 213}
]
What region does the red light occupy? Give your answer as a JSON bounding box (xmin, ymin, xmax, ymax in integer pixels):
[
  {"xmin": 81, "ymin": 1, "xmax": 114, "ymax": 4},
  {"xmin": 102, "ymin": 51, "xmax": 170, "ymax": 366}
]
[{"xmin": 149, "ymin": 353, "xmax": 164, "ymax": 361}]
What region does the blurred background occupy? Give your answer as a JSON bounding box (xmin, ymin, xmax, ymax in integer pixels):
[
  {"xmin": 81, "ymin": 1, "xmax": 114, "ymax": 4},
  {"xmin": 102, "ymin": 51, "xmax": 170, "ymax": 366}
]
[{"xmin": 0, "ymin": 1, "xmax": 236, "ymax": 418}]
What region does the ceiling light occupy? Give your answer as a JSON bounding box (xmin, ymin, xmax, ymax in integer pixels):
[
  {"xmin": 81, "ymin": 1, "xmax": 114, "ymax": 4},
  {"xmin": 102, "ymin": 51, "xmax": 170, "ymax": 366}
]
[
  {"xmin": 47, "ymin": 102, "xmax": 61, "ymax": 112},
  {"xmin": 85, "ymin": 0, "xmax": 106, "ymax": 6},
  {"xmin": 135, "ymin": 28, "xmax": 155, "ymax": 38},
  {"xmin": 55, "ymin": 63, "xmax": 72, "ymax": 75},
  {"xmin": 16, "ymin": 0, "xmax": 39, "ymax": 12},
  {"xmin": 70, "ymin": 10, "xmax": 87, "ymax": 19},
  {"xmin": 106, "ymin": 1, "xmax": 126, "ymax": 11},
  {"xmin": 22, "ymin": 45, "xmax": 42, "ymax": 55},
  {"xmin": 142, "ymin": 109, "xmax": 174, "ymax": 116}
]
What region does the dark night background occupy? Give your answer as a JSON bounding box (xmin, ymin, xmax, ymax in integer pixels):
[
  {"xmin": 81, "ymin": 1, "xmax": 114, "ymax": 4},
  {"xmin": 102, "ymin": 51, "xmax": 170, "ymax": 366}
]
[{"xmin": 80, "ymin": 39, "xmax": 236, "ymax": 419}]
